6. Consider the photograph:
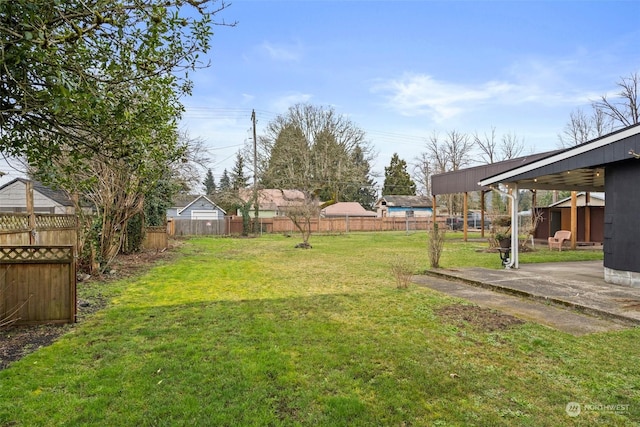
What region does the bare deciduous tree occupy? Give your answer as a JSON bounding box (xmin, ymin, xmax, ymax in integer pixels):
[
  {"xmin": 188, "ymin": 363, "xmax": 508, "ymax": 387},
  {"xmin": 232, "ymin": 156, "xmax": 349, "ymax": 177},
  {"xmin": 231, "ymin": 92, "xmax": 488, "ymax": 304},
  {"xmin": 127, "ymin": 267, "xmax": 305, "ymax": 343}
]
[
  {"xmin": 592, "ymin": 71, "xmax": 640, "ymax": 128},
  {"xmin": 258, "ymin": 103, "xmax": 374, "ymax": 247},
  {"xmin": 413, "ymin": 152, "xmax": 433, "ymax": 196},
  {"xmin": 424, "ymin": 130, "xmax": 474, "ymax": 214},
  {"xmin": 557, "ymin": 107, "xmax": 613, "ymax": 148},
  {"xmin": 445, "ymin": 130, "xmax": 474, "ymax": 171},
  {"xmin": 475, "ymin": 127, "xmax": 525, "ymax": 162},
  {"xmin": 474, "ymin": 127, "xmax": 499, "ymax": 164},
  {"xmin": 500, "ymin": 131, "xmax": 525, "ymax": 160}
]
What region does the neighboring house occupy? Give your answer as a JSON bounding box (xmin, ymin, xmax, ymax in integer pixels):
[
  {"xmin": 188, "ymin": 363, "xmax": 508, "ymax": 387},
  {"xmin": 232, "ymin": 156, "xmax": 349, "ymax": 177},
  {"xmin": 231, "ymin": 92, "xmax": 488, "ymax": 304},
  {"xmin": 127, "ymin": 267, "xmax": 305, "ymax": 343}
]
[
  {"xmin": 0, "ymin": 178, "xmax": 88, "ymax": 214},
  {"xmin": 533, "ymin": 192, "xmax": 605, "ymax": 243},
  {"xmin": 320, "ymin": 202, "xmax": 377, "ymax": 218},
  {"xmin": 237, "ymin": 189, "xmax": 308, "ymax": 218},
  {"xmin": 167, "ymin": 195, "xmax": 226, "ymax": 220},
  {"xmin": 374, "ymin": 195, "xmax": 432, "ymax": 218}
]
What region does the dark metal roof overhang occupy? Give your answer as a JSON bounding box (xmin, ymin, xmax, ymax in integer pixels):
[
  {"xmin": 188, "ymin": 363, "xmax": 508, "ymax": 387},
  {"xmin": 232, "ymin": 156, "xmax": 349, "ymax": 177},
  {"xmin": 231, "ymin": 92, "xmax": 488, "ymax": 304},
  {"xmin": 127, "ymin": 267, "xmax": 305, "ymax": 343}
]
[
  {"xmin": 479, "ymin": 123, "xmax": 640, "ymax": 190},
  {"xmin": 430, "ymin": 151, "xmax": 559, "ymax": 196}
]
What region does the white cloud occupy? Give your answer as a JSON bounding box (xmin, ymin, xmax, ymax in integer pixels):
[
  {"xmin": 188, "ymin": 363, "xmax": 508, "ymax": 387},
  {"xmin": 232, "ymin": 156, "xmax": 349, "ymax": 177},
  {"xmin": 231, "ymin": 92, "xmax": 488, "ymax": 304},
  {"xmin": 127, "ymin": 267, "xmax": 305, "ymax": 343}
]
[
  {"xmin": 371, "ymin": 73, "xmax": 517, "ymax": 122},
  {"xmin": 371, "ymin": 60, "xmax": 606, "ymax": 123},
  {"xmin": 270, "ymin": 92, "xmax": 313, "ymax": 112},
  {"xmin": 259, "ymin": 41, "xmax": 303, "ymax": 62}
]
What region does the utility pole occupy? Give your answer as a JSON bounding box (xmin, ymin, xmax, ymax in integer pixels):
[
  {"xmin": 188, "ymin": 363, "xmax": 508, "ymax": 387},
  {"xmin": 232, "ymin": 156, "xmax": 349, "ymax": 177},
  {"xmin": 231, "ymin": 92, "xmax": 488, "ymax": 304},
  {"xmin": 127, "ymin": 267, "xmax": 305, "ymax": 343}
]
[{"xmin": 251, "ymin": 110, "xmax": 259, "ymax": 233}]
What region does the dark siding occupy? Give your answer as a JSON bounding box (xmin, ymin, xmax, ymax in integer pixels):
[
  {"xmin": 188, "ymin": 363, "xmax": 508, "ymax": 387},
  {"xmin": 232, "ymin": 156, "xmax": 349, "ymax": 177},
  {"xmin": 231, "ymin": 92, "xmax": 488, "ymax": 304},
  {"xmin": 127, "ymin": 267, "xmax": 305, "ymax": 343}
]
[{"xmin": 604, "ymin": 160, "xmax": 640, "ymax": 273}]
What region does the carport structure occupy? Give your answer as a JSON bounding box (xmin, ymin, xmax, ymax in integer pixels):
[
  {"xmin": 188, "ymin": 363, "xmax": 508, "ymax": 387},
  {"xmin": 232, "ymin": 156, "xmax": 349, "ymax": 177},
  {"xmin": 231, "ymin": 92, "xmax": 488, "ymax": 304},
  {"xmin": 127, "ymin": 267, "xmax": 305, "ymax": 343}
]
[{"xmin": 431, "ymin": 123, "xmax": 640, "ymax": 287}]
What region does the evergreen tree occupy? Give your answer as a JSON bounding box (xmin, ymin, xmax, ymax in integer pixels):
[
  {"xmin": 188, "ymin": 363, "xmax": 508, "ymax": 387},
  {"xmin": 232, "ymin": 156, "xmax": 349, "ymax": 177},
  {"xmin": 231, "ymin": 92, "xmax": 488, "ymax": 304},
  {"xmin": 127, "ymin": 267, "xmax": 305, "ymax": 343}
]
[
  {"xmin": 261, "ymin": 124, "xmax": 309, "ymax": 189},
  {"xmin": 231, "ymin": 152, "xmax": 248, "ymax": 190},
  {"xmin": 343, "ymin": 145, "xmax": 378, "ymax": 209},
  {"xmin": 382, "ymin": 153, "xmax": 416, "ymax": 195},
  {"xmin": 203, "ymin": 169, "xmax": 216, "ymax": 195},
  {"xmin": 219, "ymin": 169, "xmax": 231, "ymax": 193}
]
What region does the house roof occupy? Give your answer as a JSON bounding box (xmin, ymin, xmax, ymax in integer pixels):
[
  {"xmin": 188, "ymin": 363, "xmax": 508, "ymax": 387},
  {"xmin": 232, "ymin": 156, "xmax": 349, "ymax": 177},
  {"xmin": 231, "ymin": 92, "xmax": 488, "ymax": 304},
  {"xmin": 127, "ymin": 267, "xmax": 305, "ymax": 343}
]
[
  {"xmin": 377, "ymin": 195, "xmax": 432, "ymax": 208},
  {"xmin": 171, "ymin": 194, "xmax": 201, "ymax": 208},
  {"xmin": 239, "ymin": 189, "xmax": 307, "ymax": 210},
  {"xmin": 177, "ymin": 195, "xmax": 226, "ymax": 215},
  {"xmin": 0, "ymin": 178, "xmax": 74, "ymax": 206},
  {"xmin": 548, "ymin": 192, "xmax": 605, "ymax": 208},
  {"xmin": 321, "ymin": 202, "xmax": 377, "ymax": 217}
]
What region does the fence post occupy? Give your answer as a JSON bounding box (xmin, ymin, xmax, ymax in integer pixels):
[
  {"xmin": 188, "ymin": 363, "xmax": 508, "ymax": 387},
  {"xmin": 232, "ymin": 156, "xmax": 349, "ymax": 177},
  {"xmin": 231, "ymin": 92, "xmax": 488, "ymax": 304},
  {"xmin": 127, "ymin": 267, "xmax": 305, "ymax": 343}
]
[{"xmin": 26, "ymin": 181, "xmax": 36, "ymax": 245}]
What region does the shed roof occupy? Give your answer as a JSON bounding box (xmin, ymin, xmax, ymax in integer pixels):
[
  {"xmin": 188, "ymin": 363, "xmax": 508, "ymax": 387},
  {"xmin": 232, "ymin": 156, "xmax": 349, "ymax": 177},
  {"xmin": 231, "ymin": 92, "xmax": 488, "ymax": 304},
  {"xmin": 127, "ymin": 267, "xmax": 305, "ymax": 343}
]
[
  {"xmin": 548, "ymin": 192, "xmax": 605, "ymax": 208},
  {"xmin": 377, "ymin": 195, "xmax": 431, "ymax": 207},
  {"xmin": 321, "ymin": 202, "xmax": 377, "ymax": 217}
]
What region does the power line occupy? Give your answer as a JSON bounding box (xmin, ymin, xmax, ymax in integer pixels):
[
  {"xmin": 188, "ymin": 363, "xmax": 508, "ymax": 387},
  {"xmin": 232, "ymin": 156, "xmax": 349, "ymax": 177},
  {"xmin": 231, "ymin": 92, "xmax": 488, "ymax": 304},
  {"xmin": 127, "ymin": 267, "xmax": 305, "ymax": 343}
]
[{"xmin": 181, "ymin": 106, "xmax": 429, "ymax": 146}]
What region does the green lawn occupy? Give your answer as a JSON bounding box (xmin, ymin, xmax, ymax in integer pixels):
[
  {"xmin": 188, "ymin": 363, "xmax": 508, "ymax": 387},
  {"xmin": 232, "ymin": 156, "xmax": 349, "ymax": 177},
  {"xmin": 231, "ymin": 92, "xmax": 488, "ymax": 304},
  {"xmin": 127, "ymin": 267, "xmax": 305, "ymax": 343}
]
[{"xmin": 0, "ymin": 232, "xmax": 637, "ymax": 426}]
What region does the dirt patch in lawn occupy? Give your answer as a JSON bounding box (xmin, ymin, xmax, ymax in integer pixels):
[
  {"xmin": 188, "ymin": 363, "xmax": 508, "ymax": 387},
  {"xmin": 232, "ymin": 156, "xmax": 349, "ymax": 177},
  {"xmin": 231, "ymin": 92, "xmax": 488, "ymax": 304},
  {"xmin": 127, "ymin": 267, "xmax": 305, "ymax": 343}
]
[
  {"xmin": 436, "ymin": 304, "xmax": 525, "ymax": 332},
  {"xmin": 0, "ymin": 247, "xmax": 178, "ymax": 371}
]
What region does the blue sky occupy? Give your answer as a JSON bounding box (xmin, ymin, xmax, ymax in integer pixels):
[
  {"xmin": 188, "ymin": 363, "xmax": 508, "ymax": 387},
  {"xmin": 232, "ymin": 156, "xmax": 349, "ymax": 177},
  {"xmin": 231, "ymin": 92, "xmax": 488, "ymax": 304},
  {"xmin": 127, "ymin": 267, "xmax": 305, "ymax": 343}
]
[
  {"xmin": 1, "ymin": 0, "xmax": 639, "ymax": 191},
  {"xmin": 180, "ymin": 0, "xmax": 639, "ymax": 190}
]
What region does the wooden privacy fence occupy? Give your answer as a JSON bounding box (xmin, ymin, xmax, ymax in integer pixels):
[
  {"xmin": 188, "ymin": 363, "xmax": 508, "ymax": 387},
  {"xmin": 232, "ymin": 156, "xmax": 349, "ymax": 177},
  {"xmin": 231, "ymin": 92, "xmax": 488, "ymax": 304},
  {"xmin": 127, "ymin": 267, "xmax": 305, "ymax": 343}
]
[
  {"xmin": 259, "ymin": 216, "xmax": 437, "ymax": 234},
  {"xmin": 0, "ymin": 246, "xmax": 76, "ymax": 326},
  {"xmin": 167, "ymin": 216, "xmax": 444, "ymax": 236},
  {"xmin": 143, "ymin": 226, "xmax": 168, "ymax": 250},
  {"xmin": 0, "ymin": 213, "xmax": 77, "ymax": 246},
  {"xmin": 168, "ymin": 219, "xmax": 228, "ymax": 236}
]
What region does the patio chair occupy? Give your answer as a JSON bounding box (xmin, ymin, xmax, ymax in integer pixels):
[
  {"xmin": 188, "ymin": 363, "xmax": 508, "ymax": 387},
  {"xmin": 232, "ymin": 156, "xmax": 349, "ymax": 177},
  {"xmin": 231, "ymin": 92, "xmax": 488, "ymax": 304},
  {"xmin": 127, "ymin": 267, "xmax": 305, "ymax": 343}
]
[{"xmin": 548, "ymin": 230, "xmax": 571, "ymax": 251}]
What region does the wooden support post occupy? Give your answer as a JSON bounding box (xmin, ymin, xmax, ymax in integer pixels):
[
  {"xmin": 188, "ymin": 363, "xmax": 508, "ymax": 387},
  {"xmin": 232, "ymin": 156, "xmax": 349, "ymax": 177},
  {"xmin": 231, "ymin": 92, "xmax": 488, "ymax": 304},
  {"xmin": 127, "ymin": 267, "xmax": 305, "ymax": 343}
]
[
  {"xmin": 463, "ymin": 191, "xmax": 468, "ymax": 242},
  {"xmin": 26, "ymin": 180, "xmax": 36, "ymax": 245},
  {"xmin": 531, "ymin": 190, "xmax": 537, "ymax": 227},
  {"xmin": 480, "ymin": 190, "xmax": 486, "ymax": 238},
  {"xmin": 570, "ymin": 191, "xmax": 577, "ymax": 249},
  {"xmin": 585, "ymin": 192, "xmax": 591, "ymax": 242}
]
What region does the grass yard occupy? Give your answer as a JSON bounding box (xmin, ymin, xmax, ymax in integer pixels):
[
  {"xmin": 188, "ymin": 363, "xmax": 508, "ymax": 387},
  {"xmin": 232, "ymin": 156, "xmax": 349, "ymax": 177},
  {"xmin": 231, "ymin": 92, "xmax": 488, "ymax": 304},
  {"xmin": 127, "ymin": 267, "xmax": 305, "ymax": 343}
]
[{"xmin": 0, "ymin": 232, "xmax": 637, "ymax": 426}]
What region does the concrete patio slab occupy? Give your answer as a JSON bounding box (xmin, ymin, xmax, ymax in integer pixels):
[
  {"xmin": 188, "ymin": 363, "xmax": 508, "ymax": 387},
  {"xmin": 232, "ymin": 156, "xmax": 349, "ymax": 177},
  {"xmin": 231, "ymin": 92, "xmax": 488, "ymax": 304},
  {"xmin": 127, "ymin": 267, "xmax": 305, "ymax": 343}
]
[{"xmin": 412, "ymin": 260, "xmax": 640, "ymax": 335}]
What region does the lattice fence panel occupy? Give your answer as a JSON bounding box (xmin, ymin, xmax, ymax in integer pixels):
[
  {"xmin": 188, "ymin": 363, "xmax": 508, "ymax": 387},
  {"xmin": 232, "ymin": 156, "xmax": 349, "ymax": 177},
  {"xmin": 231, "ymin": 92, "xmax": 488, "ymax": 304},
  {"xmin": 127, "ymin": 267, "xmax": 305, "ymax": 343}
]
[
  {"xmin": 35, "ymin": 214, "xmax": 77, "ymax": 229},
  {"xmin": 0, "ymin": 214, "xmax": 29, "ymax": 232},
  {"xmin": 0, "ymin": 246, "xmax": 74, "ymax": 263}
]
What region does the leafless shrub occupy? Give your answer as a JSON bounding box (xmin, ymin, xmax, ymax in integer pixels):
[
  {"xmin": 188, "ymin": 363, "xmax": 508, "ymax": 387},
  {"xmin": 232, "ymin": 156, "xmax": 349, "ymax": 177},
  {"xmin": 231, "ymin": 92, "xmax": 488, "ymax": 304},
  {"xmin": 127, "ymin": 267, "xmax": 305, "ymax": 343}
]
[
  {"xmin": 518, "ymin": 208, "xmax": 545, "ymax": 250},
  {"xmin": 390, "ymin": 257, "xmax": 416, "ymax": 289},
  {"xmin": 427, "ymin": 223, "xmax": 446, "ymax": 269}
]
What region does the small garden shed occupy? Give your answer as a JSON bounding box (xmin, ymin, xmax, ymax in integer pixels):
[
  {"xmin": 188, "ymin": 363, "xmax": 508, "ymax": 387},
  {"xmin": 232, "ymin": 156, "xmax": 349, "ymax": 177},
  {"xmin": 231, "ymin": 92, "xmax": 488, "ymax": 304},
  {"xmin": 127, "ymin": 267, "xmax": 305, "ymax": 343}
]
[
  {"xmin": 375, "ymin": 195, "xmax": 432, "ymax": 218},
  {"xmin": 533, "ymin": 192, "xmax": 605, "ymax": 243},
  {"xmin": 167, "ymin": 195, "xmax": 225, "ymax": 220}
]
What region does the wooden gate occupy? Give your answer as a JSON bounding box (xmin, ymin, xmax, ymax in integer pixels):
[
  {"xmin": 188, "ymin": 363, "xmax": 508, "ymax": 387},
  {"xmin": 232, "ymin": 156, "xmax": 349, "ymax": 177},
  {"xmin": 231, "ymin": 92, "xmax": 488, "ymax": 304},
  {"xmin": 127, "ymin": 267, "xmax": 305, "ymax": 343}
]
[{"xmin": 0, "ymin": 246, "xmax": 76, "ymax": 326}]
